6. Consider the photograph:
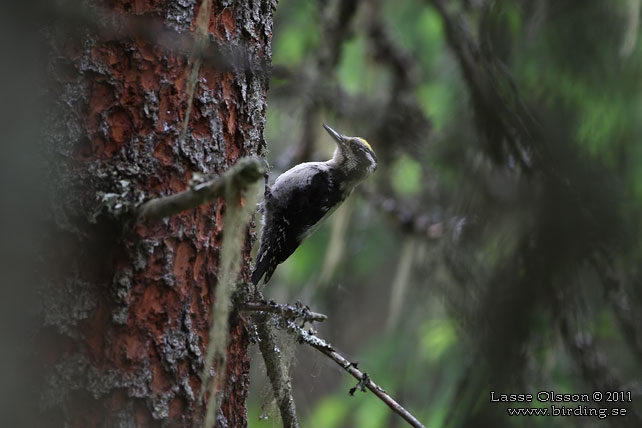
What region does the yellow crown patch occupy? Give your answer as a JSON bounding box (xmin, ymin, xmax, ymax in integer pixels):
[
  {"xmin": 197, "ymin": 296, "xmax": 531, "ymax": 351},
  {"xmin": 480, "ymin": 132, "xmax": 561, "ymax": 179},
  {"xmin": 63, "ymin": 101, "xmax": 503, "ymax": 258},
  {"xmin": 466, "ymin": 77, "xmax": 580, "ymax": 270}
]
[{"xmin": 357, "ymin": 138, "xmax": 373, "ymax": 152}]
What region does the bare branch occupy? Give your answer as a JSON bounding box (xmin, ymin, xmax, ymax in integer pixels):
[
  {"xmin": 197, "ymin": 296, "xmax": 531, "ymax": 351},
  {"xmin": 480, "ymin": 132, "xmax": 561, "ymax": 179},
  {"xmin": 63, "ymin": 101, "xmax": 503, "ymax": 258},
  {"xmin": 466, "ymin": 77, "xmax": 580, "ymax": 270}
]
[
  {"xmin": 241, "ymin": 301, "xmax": 327, "ymax": 323},
  {"xmin": 286, "ymin": 321, "xmax": 426, "ymax": 428},
  {"xmin": 136, "ymin": 157, "xmax": 265, "ymax": 223}
]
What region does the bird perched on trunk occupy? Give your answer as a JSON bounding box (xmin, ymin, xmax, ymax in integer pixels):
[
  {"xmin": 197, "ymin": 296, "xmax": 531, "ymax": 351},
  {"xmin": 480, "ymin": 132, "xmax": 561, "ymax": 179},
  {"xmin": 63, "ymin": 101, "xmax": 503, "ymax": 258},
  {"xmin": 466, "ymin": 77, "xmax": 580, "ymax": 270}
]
[{"xmin": 252, "ymin": 124, "xmax": 377, "ymax": 285}]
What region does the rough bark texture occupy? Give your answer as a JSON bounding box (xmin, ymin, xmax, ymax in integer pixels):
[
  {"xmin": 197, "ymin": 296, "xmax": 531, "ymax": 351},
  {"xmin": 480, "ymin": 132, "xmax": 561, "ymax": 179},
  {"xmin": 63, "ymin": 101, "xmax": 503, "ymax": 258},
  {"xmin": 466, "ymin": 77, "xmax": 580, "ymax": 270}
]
[{"xmin": 40, "ymin": 1, "xmax": 275, "ymax": 426}]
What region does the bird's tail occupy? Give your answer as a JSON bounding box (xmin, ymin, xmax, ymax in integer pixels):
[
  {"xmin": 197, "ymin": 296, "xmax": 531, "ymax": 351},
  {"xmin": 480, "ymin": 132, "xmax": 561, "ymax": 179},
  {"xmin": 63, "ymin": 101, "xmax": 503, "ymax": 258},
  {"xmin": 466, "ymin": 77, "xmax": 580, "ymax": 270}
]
[{"xmin": 251, "ymin": 253, "xmax": 275, "ymax": 285}]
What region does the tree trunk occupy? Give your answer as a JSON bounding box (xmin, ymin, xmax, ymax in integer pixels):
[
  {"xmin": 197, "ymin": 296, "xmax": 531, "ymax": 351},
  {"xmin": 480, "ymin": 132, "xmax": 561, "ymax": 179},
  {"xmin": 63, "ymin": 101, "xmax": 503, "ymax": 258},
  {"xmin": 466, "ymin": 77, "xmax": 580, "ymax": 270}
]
[{"xmin": 40, "ymin": 1, "xmax": 274, "ymax": 426}]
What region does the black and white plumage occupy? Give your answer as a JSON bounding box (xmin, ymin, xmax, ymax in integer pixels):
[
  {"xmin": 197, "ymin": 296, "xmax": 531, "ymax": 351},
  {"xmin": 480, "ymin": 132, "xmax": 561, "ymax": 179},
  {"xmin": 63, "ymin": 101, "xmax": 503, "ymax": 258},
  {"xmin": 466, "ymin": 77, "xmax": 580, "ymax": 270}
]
[{"xmin": 251, "ymin": 124, "xmax": 377, "ymax": 285}]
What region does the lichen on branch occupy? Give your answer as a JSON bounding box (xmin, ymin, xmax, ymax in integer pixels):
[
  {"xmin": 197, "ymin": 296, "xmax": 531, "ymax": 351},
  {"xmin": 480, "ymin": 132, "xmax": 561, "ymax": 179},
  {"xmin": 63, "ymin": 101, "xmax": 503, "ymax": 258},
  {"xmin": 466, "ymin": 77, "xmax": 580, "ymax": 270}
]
[{"xmin": 136, "ymin": 157, "xmax": 265, "ymax": 223}]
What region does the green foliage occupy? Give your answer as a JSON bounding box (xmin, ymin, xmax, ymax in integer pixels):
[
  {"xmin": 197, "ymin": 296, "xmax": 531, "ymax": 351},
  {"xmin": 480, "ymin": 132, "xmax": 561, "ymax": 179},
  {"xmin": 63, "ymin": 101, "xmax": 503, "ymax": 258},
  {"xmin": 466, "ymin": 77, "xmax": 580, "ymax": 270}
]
[
  {"xmin": 307, "ymin": 396, "xmax": 351, "ymax": 428},
  {"xmin": 384, "ymin": 2, "xmax": 444, "ymax": 70},
  {"xmin": 390, "ymin": 155, "xmax": 422, "ymax": 197},
  {"xmin": 272, "ymin": 2, "xmax": 319, "ymax": 66},
  {"xmin": 417, "ymin": 82, "xmax": 455, "ymax": 131},
  {"xmin": 348, "ymin": 212, "xmax": 397, "ymax": 278},
  {"xmin": 353, "ymin": 396, "xmax": 390, "ymax": 428},
  {"xmin": 279, "ymin": 226, "xmax": 330, "ymax": 287},
  {"xmin": 418, "ymin": 318, "xmax": 457, "ymax": 363},
  {"xmin": 336, "ymin": 36, "xmax": 370, "ymax": 94},
  {"xmin": 259, "ymin": 0, "xmax": 642, "ymax": 426}
]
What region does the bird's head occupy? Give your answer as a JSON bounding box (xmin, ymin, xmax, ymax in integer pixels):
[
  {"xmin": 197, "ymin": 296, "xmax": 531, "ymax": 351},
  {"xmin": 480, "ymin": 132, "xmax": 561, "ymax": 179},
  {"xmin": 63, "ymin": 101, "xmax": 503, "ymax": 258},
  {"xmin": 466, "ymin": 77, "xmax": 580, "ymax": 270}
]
[{"xmin": 323, "ymin": 124, "xmax": 377, "ymax": 176}]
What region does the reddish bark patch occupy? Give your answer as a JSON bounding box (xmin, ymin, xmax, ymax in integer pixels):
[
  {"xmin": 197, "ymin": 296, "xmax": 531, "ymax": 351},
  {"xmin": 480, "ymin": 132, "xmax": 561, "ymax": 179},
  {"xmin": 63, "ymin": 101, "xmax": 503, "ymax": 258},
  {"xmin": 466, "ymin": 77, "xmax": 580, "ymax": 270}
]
[
  {"xmin": 134, "ymin": 403, "xmax": 152, "ymax": 426},
  {"xmin": 225, "ymin": 104, "xmax": 237, "ymax": 138},
  {"xmin": 157, "ymin": 86, "xmax": 178, "ymax": 132},
  {"xmin": 92, "ymin": 43, "xmax": 127, "ymax": 76},
  {"xmin": 193, "ymin": 249, "xmax": 206, "ymax": 283},
  {"xmin": 150, "ymin": 359, "xmax": 172, "ymax": 391},
  {"xmin": 89, "ymin": 82, "xmax": 116, "ymax": 116},
  {"xmin": 192, "ymin": 119, "xmax": 210, "ymax": 138},
  {"xmin": 105, "ymin": 108, "xmax": 133, "ymax": 155},
  {"xmin": 153, "ymin": 136, "xmax": 175, "ymax": 166},
  {"xmin": 140, "ymin": 67, "xmax": 158, "ymax": 92},
  {"xmin": 108, "ymin": 389, "xmax": 127, "ymax": 412},
  {"xmin": 220, "ymin": 73, "xmax": 236, "ymax": 102},
  {"xmin": 173, "ymin": 241, "xmax": 195, "ymax": 291},
  {"xmin": 195, "ymin": 203, "xmax": 213, "ymax": 242},
  {"xmin": 138, "ymin": 42, "xmax": 157, "ymax": 62},
  {"xmin": 220, "ymin": 8, "xmax": 236, "ymax": 35},
  {"xmin": 200, "ymin": 69, "xmax": 220, "ymax": 89},
  {"xmin": 124, "ymin": 330, "xmax": 147, "ymax": 363},
  {"xmin": 138, "ymin": 282, "xmax": 166, "ymax": 318},
  {"xmin": 210, "ymin": 6, "xmax": 236, "ymax": 40},
  {"xmin": 169, "ymin": 396, "xmax": 185, "ymax": 419},
  {"xmin": 168, "ymin": 173, "xmax": 186, "ymax": 193}
]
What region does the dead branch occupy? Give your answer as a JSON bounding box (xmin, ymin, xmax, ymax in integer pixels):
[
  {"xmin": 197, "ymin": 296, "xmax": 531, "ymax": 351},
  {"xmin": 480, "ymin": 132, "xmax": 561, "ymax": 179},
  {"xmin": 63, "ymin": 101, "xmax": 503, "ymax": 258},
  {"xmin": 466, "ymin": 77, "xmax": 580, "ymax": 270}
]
[
  {"xmin": 286, "ymin": 321, "xmax": 426, "ymax": 428},
  {"xmin": 136, "ymin": 157, "xmax": 265, "ymax": 223},
  {"xmin": 241, "ymin": 301, "xmax": 327, "ymax": 323}
]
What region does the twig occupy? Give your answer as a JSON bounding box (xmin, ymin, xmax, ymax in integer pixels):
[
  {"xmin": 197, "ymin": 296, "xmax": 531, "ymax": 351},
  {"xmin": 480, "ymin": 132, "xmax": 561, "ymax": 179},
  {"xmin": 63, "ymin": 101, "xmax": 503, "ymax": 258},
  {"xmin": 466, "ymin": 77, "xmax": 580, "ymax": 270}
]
[
  {"xmin": 136, "ymin": 157, "xmax": 265, "ymax": 222},
  {"xmin": 255, "ymin": 313, "xmax": 299, "ymax": 428},
  {"xmin": 241, "ymin": 301, "xmax": 327, "ymax": 323},
  {"xmin": 286, "ymin": 321, "xmax": 426, "ymax": 428}
]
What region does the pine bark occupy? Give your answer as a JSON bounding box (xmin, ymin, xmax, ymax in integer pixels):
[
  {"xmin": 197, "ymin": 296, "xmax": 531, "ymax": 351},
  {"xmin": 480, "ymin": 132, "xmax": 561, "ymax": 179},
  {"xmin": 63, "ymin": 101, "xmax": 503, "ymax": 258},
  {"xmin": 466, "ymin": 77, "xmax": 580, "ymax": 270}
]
[{"xmin": 40, "ymin": 1, "xmax": 275, "ymax": 426}]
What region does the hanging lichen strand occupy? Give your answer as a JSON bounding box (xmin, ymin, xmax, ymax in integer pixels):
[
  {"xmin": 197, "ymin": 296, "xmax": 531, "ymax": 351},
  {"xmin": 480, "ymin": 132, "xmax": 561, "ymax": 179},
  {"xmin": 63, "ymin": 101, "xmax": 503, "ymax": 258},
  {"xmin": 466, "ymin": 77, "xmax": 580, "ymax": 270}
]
[{"xmin": 202, "ymin": 180, "xmax": 259, "ymax": 428}]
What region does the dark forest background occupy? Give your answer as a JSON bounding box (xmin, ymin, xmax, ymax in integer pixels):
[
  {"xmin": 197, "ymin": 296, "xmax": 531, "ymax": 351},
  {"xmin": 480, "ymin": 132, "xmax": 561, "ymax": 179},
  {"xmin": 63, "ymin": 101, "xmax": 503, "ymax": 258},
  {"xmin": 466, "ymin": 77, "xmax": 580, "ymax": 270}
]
[
  {"xmin": 2, "ymin": 0, "xmax": 642, "ymax": 427},
  {"xmin": 252, "ymin": 1, "xmax": 642, "ymax": 427}
]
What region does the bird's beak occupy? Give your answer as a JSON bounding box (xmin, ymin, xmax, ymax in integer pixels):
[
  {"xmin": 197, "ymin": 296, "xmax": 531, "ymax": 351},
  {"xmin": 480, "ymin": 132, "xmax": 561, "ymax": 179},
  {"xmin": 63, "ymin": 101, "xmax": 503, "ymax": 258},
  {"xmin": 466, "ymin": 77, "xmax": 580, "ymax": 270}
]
[{"xmin": 323, "ymin": 124, "xmax": 346, "ymax": 146}]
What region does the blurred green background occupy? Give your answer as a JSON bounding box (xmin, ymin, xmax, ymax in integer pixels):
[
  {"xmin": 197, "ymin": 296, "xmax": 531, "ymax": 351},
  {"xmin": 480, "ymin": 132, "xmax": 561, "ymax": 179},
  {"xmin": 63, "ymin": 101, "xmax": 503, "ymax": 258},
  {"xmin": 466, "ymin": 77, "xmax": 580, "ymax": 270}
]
[{"xmin": 249, "ymin": 0, "xmax": 642, "ymax": 427}]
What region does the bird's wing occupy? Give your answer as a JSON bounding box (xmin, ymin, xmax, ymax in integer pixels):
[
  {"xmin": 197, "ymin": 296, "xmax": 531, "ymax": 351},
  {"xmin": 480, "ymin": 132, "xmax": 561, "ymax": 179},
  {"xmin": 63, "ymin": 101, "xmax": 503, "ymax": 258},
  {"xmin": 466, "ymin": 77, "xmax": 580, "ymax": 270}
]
[{"xmin": 252, "ymin": 168, "xmax": 343, "ymax": 285}]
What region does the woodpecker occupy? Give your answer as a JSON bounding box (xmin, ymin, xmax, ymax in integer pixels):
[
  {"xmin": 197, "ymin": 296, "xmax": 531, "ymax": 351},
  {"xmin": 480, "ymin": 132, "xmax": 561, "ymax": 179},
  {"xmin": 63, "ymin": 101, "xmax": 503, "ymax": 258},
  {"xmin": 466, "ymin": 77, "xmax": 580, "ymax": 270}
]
[{"xmin": 252, "ymin": 124, "xmax": 377, "ymax": 285}]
